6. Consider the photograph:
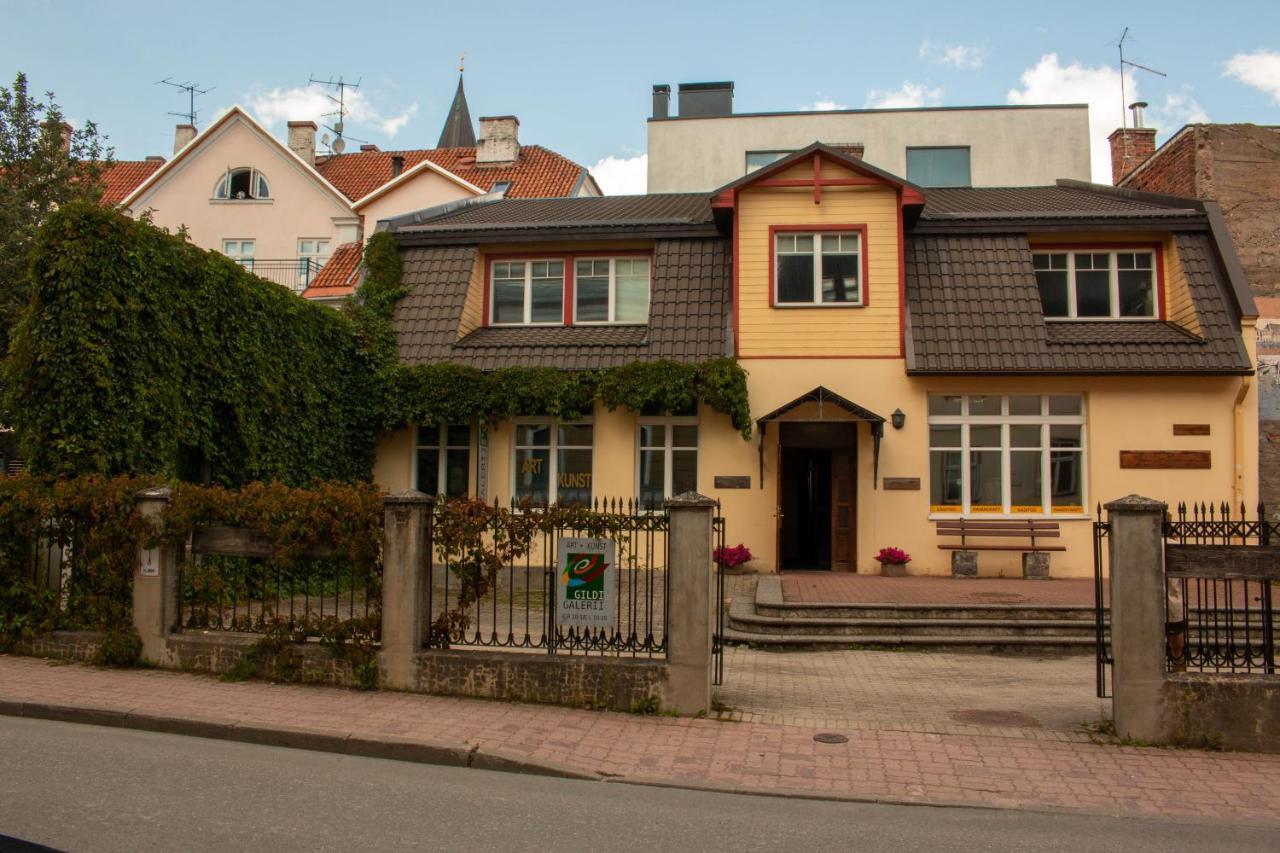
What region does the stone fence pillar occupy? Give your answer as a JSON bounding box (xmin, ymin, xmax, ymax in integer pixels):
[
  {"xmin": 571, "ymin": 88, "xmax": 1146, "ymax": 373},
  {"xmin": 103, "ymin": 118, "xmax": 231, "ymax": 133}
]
[
  {"xmin": 133, "ymin": 487, "xmax": 177, "ymax": 664},
  {"xmin": 380, "ymin": 490, "xmax": 433, "ymax": 691},
  {"xmin": 1106, "ymin": 494, "xmax": 1168, "ymax": 744},
  {"xmin": 664, "ymin": 492, "xmax": 715, "ymax": 716}
]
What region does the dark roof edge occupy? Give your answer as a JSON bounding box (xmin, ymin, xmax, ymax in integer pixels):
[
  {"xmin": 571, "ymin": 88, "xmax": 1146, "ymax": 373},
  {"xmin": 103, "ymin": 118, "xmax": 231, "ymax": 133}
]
[
  {"xmin": 1053, "ymin": 178, "xmax": 1204, "ymax": 212},
  {"xmin": 909, "ymin": 217, "xmax": 1207, "ymax": 235},
  {"xmin": 1204, "ymin": 201, "xmax": 1259, "ymax": 320},
  {"xmin": 376, "ymin": 192, "xmax": 505, "ymax": 233},
  {"xmin": 393, "ymin": 224, "xmax": 723, "ymax": 247},
  {"xmin": 648, "ymin": 103, "xmax": 1090, "ymax": 122},
  {"xmin": 905, "ymin": 367, "xmax": 1255, "ymax": 377}
]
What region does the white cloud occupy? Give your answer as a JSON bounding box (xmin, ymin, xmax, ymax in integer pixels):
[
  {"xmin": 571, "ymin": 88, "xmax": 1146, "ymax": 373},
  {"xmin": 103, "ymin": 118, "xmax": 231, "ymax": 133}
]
[
  {"xmin": 1148, "ymin": 90, "xmax": 1209, "ymax": 129},
  {"xmin": 800, "ymin": 98, "xmax": 849, "ymax": 111},
  {"xmin": 1007, "ymin": 53, "xmax": 1135, "ymax": 183},
  {"xmin": 590, "ymin": 153, "xmax": 647, "ymax": 195},
  {"xmin": 864, "ymin": 81, "xmax": 943, "ymax": 109},
  {"xmin": 1223, "ymin": 49, "xmax": 1280, "ymax": 103},
  {"xmin": 246, "ymin": 85, "xmax": 418, "ymax": 142},
  {"xmin": 919, "ymin": 40, "xmax": 985, "ymax": 69}
]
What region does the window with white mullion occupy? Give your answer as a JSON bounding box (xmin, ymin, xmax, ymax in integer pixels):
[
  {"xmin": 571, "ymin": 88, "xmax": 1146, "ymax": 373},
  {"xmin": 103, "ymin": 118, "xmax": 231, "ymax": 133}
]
[
  {"xmin": 1034, "ymin": 250, "xmax": 1156, "ymax": 320},
  {"xmin": 928, "ymin": 394, "xmax": 1086, "ymax": 517},
  {"xmin": 775, "ymin": 232, "xmax": 861, "ymax": 306},
  {"xmin": 491, "ymin": 260, "xmax": 564, "ymax": 326},
  {"xmin": 637, "ymin": 419, "xmax": 698, "ymax": 510},
  {"xmin": 575, "ymin": 257, "xmax": 651, "ymax": 324}
]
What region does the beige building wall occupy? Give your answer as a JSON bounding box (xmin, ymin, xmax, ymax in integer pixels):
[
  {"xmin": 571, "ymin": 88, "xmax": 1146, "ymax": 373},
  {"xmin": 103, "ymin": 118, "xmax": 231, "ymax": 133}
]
[
  {"xmin": 357, "ymin": 169, "xmax": 481, "ymax": 234},
  {"xmin": 124, "ymin": 115, "xmax": 357, "ymax": 262},
  {"xmin": 648, "ymin": 105, "xmax": 1091, "ymax": 192}
]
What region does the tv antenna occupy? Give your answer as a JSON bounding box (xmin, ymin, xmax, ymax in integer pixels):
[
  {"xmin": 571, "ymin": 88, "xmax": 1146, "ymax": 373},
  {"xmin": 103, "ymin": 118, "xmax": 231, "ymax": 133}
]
[
  {"xmin": 157, "ymin": 77, "xmax": 214, "ymax": 127},
  {"xmin": 309, "ymin": 74, "xmax": 361, "ymax": 154},
  {"xmin": 1117, "ymin": 28, "xmax": 1166, "ymax": 131}
]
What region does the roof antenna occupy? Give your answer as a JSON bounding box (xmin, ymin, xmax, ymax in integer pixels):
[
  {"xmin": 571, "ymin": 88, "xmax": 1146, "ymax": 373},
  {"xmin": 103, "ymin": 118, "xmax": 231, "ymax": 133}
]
[
  {"xmin": 156, "ymin": 77, "xmax": 214, "ymax": 128},
  {"xmin": 1117, "ymin": 27, "xmax": 1166, "ymax": 131},
  {"xmin": 309, "ymin": 74, "xmax": 362, "ymax": 154}
]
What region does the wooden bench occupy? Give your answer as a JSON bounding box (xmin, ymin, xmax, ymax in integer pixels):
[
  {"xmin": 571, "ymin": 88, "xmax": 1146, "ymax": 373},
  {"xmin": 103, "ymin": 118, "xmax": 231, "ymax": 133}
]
[{"xmin": 935, "ymin": 519, "xmax": 1064, "ymax": 578}]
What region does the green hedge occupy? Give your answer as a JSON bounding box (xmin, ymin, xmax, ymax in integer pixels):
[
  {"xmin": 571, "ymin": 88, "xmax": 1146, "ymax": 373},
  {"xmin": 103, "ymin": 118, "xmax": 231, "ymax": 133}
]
[{"xmin": 2, "ymin": 203, "xmax": 379, "ymax": 485}]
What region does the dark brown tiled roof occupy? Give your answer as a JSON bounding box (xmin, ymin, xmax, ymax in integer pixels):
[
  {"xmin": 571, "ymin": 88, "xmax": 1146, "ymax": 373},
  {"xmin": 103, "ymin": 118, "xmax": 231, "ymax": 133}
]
[
  {"xmin": 904, "ymin": 232, "xmax": 1251, "ymax": 374},
  {"xmin": 920, "ymin": 186, "xmax": 1199, "ymax": 220},
  {"xmin": 395, "ymin": 194, "xmax": 714, "ymax": 237},
  {"xmin": 392, "ymin": 239, "xmax": 730, "ymax": 370}
]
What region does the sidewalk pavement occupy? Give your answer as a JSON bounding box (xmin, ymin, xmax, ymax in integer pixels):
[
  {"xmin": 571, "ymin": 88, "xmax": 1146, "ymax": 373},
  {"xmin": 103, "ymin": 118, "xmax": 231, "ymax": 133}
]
[{"xmin": 2, "ymin": 655, "xmax": 1278, "ymax": 827}]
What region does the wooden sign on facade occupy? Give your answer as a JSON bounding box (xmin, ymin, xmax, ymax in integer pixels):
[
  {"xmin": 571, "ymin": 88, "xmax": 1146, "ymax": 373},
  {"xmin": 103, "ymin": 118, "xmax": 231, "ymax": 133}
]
[
  {"xmin": 1165, "ymin": 544, "xmax": 1280, "ymax": 580},
  {"xmin": 882, "ymin": 477, "xmax": 921, "ymax": 491},
  {"xmin": 714, "ymin": 475, "xmax": 751, "ymax": 489},
  {"xmin": 1119, "ymin": 450, "xmax": 1211, "ymax": 470},
  {"xmin": 1172, "ymin": 424, "xmax": 1211, "ymax": 436}
]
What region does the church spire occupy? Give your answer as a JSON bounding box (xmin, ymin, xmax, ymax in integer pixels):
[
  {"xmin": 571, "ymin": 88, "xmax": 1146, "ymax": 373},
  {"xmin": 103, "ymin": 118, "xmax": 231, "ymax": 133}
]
[{"xmin": 437, "ymin": 60, "xmax": 476, "ymax": 149}]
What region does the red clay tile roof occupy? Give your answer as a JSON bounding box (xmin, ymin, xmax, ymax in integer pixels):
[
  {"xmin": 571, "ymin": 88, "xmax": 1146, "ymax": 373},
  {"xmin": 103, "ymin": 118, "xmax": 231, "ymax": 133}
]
[
  {"xmin": 300, "ymin": 241, "xmax": 362, "ymax": 300},
  {"xmin": 101, "ymin": 159, "xmax": 165, "ymax": 206},
  {"xmin": 315, "ymin": 145, "xmax": 589, "ymax": 202}
]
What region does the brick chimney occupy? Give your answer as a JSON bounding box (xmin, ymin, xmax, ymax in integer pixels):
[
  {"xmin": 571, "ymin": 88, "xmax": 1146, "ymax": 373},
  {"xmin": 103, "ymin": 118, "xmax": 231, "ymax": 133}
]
[
  {"xmin": 40, "ymin": 121, "xmax": 74, "ymax": 155},
  {"xmin": 287, "ymin": 120, "xmax": 317, "ymax": 166},
  {"xmin": 174, "ymin": 124, "xmax": 197, "ymax": 154},
  {"xmin": 477, "ymin": 116, "xmax": 519, "ymax": 165},
  {"xmin": 1108, "ymin": 101, "xmax": 1156, "ymax": 184}
]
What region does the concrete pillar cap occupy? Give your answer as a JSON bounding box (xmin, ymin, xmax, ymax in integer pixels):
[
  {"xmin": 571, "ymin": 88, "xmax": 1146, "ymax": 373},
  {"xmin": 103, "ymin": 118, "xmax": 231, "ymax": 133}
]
[
  {"xmin": 1104, "ymin": 494, "xmax": 1168, "ymax": 512},
  {"xmin": 664, "ymin": 491, "xmax": 716, "ymax": 509},
  {"xmin": 384, "ymin": 489, "xmax": 435, "ymax": 506},
  {"xmin": 135, "ymin": 486, "xmax": 173, "ymax": 500}
]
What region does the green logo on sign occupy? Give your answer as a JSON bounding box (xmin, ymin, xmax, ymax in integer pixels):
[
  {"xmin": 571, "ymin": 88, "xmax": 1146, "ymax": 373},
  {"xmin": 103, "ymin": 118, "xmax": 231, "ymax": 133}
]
[{"xmin": 561, "ymin": 552, "xmax": 608, "ymax": 598}]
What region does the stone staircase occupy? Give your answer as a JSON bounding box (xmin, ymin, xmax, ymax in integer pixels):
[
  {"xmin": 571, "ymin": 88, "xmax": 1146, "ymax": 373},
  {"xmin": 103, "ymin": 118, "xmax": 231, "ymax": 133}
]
[{"xmin": 724, "ymin": 576, "xmax": 1100, "ymax": 654}]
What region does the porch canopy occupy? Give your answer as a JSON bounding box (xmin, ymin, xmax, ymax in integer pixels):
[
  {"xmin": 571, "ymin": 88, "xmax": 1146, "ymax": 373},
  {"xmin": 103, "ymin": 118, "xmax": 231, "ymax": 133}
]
[{"xmin": 755, "ymin": 386, "xmax": 887, "ymax": 488}]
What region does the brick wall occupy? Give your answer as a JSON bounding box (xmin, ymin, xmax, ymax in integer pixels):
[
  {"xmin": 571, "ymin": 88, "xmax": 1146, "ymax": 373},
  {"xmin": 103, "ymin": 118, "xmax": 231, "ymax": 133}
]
[
  {"xmin": 1121, "ymin": 126, "xmax": 1199, "ymax": 198},
  {"xmin": 1202, "ymin": 125, "xmax": 1280, "ymax": 299}
]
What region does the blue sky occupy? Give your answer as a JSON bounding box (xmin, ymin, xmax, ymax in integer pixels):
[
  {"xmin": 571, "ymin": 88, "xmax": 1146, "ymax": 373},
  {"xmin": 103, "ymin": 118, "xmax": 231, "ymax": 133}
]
[{"xmin": 5, "ymin": 0, "xmax": 1279, "ymax": 190}]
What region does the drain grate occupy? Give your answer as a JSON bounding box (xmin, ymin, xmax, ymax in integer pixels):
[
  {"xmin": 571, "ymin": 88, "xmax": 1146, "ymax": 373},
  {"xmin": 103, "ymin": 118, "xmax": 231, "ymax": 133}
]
[
  {"xmin": 950, "ymin": 709, "xmax": 1042, "ymax": 727},
  {"xmin": 813, "ymin": 732, "xmax": 849, "ymax": 744}
]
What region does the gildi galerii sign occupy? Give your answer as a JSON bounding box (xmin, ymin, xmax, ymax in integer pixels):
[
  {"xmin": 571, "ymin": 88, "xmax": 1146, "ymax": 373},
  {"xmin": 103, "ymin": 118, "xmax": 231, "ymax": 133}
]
[{"xmin": 556, "ymin": 537, "xmax": 616, "ymax": 629}]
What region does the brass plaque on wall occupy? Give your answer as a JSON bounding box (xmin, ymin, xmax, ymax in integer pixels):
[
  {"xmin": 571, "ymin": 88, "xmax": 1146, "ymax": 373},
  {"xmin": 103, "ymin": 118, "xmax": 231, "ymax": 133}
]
[
  {"xmin": 714, "ymin": 476, "xmax": 751, "ymax": 489},
  {"xmin": 882, "ymin": 477, "xmax": 921, "ymax": 491}
]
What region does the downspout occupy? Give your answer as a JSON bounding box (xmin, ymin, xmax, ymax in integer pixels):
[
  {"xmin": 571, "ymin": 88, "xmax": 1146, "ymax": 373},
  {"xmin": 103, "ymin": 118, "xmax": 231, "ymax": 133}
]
[{"xmin": 1234, "ymin": 376, "xmax": 1251, "ymax": 508}]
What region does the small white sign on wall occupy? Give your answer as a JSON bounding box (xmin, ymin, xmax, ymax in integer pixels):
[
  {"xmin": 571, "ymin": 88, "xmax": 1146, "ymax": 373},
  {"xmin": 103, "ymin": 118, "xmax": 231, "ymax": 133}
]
[{"xmin": 139, "ymin": 547, "xmax": 161, "ymax": 578}]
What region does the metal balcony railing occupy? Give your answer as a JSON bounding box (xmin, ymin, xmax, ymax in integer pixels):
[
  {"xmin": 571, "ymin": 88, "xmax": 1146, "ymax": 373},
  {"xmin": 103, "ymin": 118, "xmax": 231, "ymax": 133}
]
[{"xmin": 233, "ymin": 258, "xmax": 327, "ymax": 294}]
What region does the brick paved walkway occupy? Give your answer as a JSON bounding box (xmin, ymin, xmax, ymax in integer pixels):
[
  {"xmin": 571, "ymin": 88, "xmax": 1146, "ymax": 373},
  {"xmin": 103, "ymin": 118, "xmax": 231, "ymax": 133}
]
[
  {"xmin": 716, "ymin": 647, "xmax": 1105, "ymax": 741},
  {"xmin": 780, "ymin": 573, "xmax": 1095, "ymax": 606},
  {"xmin": 3, "ymin": 655, "xmax": 1278, "ymax": 826}
]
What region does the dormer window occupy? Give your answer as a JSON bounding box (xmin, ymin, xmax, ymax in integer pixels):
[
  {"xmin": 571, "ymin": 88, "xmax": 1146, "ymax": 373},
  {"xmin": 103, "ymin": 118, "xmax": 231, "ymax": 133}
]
[
  {"xmin": 214, "ymin": 167, "xmax": 270, "ymax": 200},
  {"xmin": 774, "ymin": 230, "xmax": 864, "ymax": 306},
  {"xmin": 1033, "ymin": 250, "xmax": 1156, "ymax": 319}
]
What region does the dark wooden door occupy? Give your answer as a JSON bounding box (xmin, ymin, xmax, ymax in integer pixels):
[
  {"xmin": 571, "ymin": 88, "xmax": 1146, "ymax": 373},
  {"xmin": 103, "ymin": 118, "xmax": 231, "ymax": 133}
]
[{"xmin": 830, "ymin": 447, "xmax": 855, "ymax": 571}]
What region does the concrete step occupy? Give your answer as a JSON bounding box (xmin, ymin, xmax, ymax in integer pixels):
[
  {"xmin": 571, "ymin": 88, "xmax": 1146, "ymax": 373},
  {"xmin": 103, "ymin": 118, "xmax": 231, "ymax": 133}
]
[
  {"xmin": 728, "ymin": 609, "xmax": 1098, "ymax": 638},
  {"xmin": 758, "ymin": 602, "xmax": 1100, "ymax": 622}
]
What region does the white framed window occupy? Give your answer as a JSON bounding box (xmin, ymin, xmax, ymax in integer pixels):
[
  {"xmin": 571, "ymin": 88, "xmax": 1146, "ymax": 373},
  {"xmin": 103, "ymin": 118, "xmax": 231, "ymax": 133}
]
[
  {"xmin": 214, "ymin": 167, "xmax": 270, "ymax": 200},
  {"xmin": 491, "ymin": 260, "xmax": 564, "ymax": 326},
  {"xmin": 415, "ymin": 424, "xmax": 470, "ymax": 497},
  {"xmin": 574, "ymin": 257, "xmax": 651, "ymax": 324},
  {"xmin": 297, "ymin": 239, "xmax": 332, "ymax": 289},
  {"xmin": 221, "ymin": 239, "xmax": 255, "ymax": 269},
  {"xmin": 513, "ymin": 421, "xmax": 593, "ymax": 505},
  {"xmin": 637, "ymin": 419, "xmax": 698, "ymax": 510},
  {"xmin": 1033, "ymin": 250, "xmax": 1157, "ymax": 319},
  {"xmin": 745, "ymin": 150, "xmax": 791, "ymax": 174},
  {"xmin": 774, "ymin": 231, "xmax": 862, "ymax": 306},
  {"xmin": 927, "ymin": 394, "xmax": 1086, "ymax": 517}
]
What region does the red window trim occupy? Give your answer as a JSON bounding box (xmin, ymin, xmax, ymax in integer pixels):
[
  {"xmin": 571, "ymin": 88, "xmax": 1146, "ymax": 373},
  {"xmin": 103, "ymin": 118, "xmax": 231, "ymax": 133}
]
[
  {"xmin": 1027, "ymin": 242, "xmax": 1166, "ymax": 321},
  {"xmin": 483, "ymin": 250, "xmax": 655, "ymax": 327},
  {"xmin": 768, "ymin": 224, "xmax": 870, "ymax": 309}
]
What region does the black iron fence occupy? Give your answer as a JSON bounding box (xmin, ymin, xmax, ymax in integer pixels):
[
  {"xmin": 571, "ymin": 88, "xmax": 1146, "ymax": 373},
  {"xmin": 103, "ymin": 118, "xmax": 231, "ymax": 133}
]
[
  {"xmin": 1163, "ymin": 502, "xmax": 1278, "ymax": 675},
  {"xmin": 1092, "ymin": 508, "xmax": 1112, "ymax": 698},
  {"xmin": 237, "ymin": 258, "xmax": 326, "ymax": 294},
  {"xmin": 175, "ymin": 528, "xmax": 381, "ymax": 637},
  {"xmin": 425, "ymin": 498, "xmax": 682, "ymax": 658}
]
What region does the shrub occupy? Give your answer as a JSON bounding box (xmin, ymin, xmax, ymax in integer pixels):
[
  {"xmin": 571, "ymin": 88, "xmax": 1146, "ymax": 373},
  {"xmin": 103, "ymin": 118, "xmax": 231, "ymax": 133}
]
[
  {"xmin": 714, "ymin": 544, "xmax": 754, "ymax": 568},
  {"xmin": 875, "ymin": 547, "xmax": 911, "ymax": 565}
]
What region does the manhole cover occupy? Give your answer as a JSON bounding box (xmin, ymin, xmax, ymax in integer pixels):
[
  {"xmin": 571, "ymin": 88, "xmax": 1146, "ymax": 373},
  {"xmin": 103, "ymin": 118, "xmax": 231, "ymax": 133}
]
[
  {"xmin": 950, "ymin": 709, "xmax": 1042, "ymax": 727},
  {"xmin": 813, "ymin": 733, "xmax": 849, "ymax": 744}
]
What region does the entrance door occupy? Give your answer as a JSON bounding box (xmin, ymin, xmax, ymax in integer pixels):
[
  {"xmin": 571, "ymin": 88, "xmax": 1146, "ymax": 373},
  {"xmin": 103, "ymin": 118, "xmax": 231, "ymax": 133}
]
[{"xmin": 777, "ymin": 423, "xmax": 857, "ymax": 571}]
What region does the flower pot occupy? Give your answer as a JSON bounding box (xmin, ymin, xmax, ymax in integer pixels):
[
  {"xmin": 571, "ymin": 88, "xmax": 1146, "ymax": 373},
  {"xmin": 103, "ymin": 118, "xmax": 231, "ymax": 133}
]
[{"xmin": 879, "ymin": 562, "xmax": 909, "ymax": 577}]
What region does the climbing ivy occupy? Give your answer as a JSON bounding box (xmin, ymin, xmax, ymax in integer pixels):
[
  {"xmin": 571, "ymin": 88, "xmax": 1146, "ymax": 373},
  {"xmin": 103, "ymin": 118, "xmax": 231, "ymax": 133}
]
[{"xmin": 2, "ymin": 203, "xmax": 380, "ymax": 485}]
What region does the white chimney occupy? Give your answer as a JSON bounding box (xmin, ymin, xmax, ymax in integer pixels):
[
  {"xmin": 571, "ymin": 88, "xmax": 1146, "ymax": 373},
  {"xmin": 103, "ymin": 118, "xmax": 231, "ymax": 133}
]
[
  {"xmin": 477, "ymin": 116, "xmax": 520, "ymax": 165},
  {"xmin": 174, "ymin": 124, "xmax": 197, "ymax": 154},
  {"xmin": 288, "ymin": 120, "xmax": 317, "ymax": 166}
]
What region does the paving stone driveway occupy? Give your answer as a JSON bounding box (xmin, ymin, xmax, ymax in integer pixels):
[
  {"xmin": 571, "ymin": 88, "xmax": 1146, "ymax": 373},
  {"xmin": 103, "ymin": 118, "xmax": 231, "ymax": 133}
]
[{"xmin": 715, "ymin": 646, "xmax": 1108, "ymax": 742}]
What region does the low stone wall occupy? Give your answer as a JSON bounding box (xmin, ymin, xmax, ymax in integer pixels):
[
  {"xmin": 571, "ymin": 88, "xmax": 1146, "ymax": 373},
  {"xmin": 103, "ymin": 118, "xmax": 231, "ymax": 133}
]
[
  {"xmin": 14, "ymin": 630, "xmax": 105, "ymax": 663},
  {"xmin": 412, "ymin": 649, "xmax": 668, "ymax": 713},
  {"xmin": 1163, "ymin": 673, "xmax": 1280, "ymax": 753},
  {"xmin": 163, "ymin": 632, "xmax": 360, "ymax": 687}
]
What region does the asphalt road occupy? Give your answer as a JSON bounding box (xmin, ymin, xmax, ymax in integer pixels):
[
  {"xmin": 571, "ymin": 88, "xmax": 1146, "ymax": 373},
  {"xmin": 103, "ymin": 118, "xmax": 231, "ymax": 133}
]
[{"xmin": 0, "ymin": 717, "xmax": 1274, "ymax": 853}]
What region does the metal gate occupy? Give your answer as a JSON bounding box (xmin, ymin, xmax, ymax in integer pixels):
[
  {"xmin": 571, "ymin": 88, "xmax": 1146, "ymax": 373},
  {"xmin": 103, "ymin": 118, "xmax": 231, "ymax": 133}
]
[
  {"xmin": 1092, "ymin": 506, "xmax": 1112, "ymax": 698},
  {"xmin": 712, "ymin": 508, "xmax": 726, "ymax": 686}
]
